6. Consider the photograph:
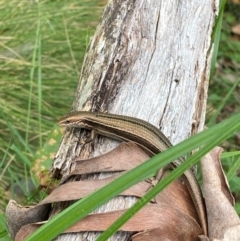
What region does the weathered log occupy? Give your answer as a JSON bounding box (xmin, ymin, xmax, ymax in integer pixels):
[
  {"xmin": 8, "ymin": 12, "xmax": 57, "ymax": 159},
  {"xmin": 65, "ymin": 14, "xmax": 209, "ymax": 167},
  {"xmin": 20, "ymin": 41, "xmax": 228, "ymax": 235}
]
[{"xmin": 50, "ymin": 0, "xmax": 218, "ymax": 240}]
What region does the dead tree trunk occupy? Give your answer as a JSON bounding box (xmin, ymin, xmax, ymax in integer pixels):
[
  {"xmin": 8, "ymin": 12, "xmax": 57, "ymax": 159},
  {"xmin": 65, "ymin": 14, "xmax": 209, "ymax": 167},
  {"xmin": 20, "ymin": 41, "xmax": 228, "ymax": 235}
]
[{"xmin": 51, "ymin": 0, "xmax": 218, "ymax": 240}]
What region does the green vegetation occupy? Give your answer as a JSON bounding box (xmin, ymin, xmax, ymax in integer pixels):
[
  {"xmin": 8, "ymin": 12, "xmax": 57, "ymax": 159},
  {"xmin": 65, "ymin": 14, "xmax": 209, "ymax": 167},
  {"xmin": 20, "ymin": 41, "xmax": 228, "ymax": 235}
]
[
  {"xmin": 0, "ymin": 0, "xmax": 240, "ymax": 240},
  {"xmin": 0, "ymin": 0, "xmax": 104, "ymax": 212},
  {"xmin": 207, "ymin": 2, "xmax": 240, "ymax": 213}
]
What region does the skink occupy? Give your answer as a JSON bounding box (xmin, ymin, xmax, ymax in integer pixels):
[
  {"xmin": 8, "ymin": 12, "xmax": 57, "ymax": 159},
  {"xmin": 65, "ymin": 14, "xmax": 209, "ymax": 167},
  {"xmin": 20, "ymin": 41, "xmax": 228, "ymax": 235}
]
[{"xmin": 58, "ymin": 111, "xmax": 207, "ymax": 235}]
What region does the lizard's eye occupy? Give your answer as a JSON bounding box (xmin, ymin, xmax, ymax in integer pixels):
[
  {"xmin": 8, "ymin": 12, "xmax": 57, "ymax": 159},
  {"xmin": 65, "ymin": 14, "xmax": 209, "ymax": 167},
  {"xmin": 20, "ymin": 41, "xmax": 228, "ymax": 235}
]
[{"xmin": 64, "ymin": 120, "xmax": 71, "ymax": 124}]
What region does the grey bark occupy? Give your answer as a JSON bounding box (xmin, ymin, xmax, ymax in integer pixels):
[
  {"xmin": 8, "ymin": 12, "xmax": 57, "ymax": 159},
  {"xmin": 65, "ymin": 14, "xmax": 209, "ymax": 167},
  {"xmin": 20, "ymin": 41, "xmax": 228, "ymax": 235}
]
[{"xmin": 52, "ymin": 0, "xmax": 218, "ymax": 240}]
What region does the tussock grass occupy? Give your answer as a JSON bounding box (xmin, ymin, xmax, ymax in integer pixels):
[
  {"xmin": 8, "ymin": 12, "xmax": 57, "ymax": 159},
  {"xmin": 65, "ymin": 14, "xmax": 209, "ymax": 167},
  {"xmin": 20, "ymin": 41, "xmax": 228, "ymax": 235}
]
[{"xmin": 0, "ymin": 0, "xmax": 104, "ymax": 212}]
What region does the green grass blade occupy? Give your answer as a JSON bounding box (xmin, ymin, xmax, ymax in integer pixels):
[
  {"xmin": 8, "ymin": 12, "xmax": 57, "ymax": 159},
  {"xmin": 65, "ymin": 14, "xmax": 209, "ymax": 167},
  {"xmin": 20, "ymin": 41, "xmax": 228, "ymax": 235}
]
[
  {"xmin": 10, "ymin": 144, "xmax": 31, "ymax": 167},
  {"xmin": 0, "ymin": 213, "xmax": 11, "ymax": 240},
  {"xmin": 227, "ymin": 155, "xmax": 240, "ymax": 181},
  {"xmin": 221, "ymin": 151, "xmax": 240, "ymax": 158},
  {"xmin": 37, "ymin": 3, "xmax": 42, "ymax": 148},
  {"xmin": 4, "ymin": 116, "xmax": 33, "ymax": 155},
  {"xmin": 0, "ymin": 140, "xmax": 11, "ymax": 170},
  {"xmin": 210, "ymin": 0, "xmax": 226, "ymax": 79},
  {"xmin": 26, "ymin": 2, "xmax": 41, "ymax": 145},
  {"xmin": 208, "ymin": 78, "xmax": 240, "ymax": 126}
]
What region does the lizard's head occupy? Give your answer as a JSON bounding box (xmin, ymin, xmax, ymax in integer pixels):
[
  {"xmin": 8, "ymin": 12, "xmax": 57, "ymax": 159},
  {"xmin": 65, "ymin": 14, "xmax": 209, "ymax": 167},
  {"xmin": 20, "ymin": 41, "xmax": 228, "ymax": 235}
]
[
  {"xmin": 58, "ymin": 111, "xmax": 91, "ymax": 128},
  {"xmin": 58, "ymin": 115, "xmax": 80, "ymax": 127}
]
